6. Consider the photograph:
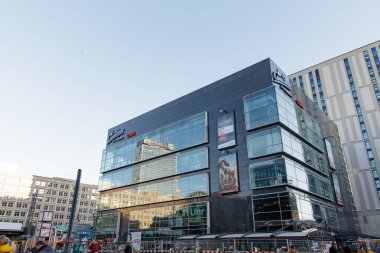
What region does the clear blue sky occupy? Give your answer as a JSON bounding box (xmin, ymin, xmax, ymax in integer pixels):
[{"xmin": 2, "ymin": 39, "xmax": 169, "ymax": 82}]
[{"xmin": 0, "ymin": 1, "xmax": 379, "ymax": 184}]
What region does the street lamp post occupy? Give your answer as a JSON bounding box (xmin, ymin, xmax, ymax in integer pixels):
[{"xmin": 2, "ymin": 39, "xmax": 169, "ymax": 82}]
[
  {"xmin": 24, "ymin": 190, "xmax": 38, "ymax": 253},
  {"xmin": 64, "ymin": 169, "xmax": 82, "ymax": 253}
]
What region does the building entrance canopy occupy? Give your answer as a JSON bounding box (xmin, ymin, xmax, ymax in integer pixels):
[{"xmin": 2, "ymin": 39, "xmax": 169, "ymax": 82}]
[{"xmin": 176, "ymin": 228, "xmax": 334, "ymax": 240}]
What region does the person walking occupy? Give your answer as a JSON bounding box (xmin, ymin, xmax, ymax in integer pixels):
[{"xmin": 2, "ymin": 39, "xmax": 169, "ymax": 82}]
[
  {"xmin": 288, "ymin": 245, "xmax": 296, "ymax": 253},
  {"xmin": 329, "ymin": 243, "xmax": 338, "ymax": 253},
  {"xmin": 358, "ymin": 246, "xmax": 366, "ymax": 253},
  {"xmin": 0, "ymin": 235, "xmax": 13, "ymax": 253},
  {"xmin": 375, "ymin": 245, "xmax": 380, "ymax": 253},
  {"xmin": 35, "ymin": 241, "xmax": 55, "ymax": 253},
  {"xmin": 88, "ymin": 239, "xmax": 100, "ymax": 253},
  {"xmin": 343, "ymin": 246, "xmax": 352, "ymax": 253},
  {"xmin": 30, "ymin": 247, "xmax": 38, "ymax": 253},
  {"xmin": 124, "ymin": 242, "xmax": 132, "ymax": 253}
]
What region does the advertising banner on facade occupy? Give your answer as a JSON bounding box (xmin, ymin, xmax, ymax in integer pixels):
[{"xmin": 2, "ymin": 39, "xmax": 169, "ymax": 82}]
[
  {"xmin": 128, "ymin": 232, "xmax": 141, "ymax": 253},
  {"xmin": 39, "ymin": 222, "xmax": 52, "ymax": 237},
  {"xmin": 324, "ymin": 139, "xmax": 335, "ymax": 169},
  {"xmin": 217, "ymin": 112, "xmax": 236, "ymax": 149},
  {"xmin": 218, "ymin": 153, "xmax": 239, "ymax": 194},
  {"xmin": 332, "ymin": 174, "xmax": 343, "ymax": 206}
]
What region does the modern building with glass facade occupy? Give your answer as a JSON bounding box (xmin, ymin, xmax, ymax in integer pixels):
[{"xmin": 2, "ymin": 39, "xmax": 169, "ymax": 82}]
[
  {"xmin": 290, "ymin": 40, "xmax": 380, "ymax": 237},
  {"xmin": 98, "ymin": 58, "xmax": 359, "ymax": 242}
]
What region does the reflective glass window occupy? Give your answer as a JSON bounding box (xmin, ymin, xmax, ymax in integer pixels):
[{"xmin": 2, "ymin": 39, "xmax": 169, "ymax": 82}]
[
  {"xmin": 250, "ymin": 157, "xmax": 332, "ymax": 200},
  {"xmin": 292, "ymin": 77, "xmax": 297, "ymax": 85},
  {"xmin": 249, "ymin": 159, "xmax": 287, "ymax": 188},
  {"xmin": 99, "ymin": 147, "xmax": 208, "ymax": 190},
  {"xmin": 296, "ymin": 107, "xmax": 324, "ymax": 150},
  {"xmin": 247, "ymin": 127, "xmax": 282, "ymax": 158},
  {"xmin": 277, "ymin": 89, "xmax": 299, "ymax": 134},
  {"xmin": 247, "ymin": 127, "xmax": 328, "ymax": 175},
  {"xmin": 100, "ymin": 112, "xmax": 207, "ymax": 172},
  {"xmin": 99, "ymin": 173, "xmax": 209, "ymax": 210},
  {"xmin": 244, "ymin": 87, "xmax": 278, "ymax": 130},
  {"xmin": 129, "ymin": 202, "xmax": 208, "ymax": 239},
  {"xmin": 299, "ymin": 76, "xmax": 305, "ymax": 92},
  {"xmin": 244, "ymin": 87, "xmax": 323, "ymax": 151},
  {"xmin": 252, "ymin": 190, "xmax": 338, "ymax": 231}
]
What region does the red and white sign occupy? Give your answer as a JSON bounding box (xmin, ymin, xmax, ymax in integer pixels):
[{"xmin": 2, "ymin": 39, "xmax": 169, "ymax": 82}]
[{"xmin": 296, "ymin": 99, "xmax": 304, "ymax": 109}]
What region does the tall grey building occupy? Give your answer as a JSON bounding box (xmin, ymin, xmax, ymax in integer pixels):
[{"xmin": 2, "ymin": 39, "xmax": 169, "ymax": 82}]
[{"xmin": 290, "ymin": 40, "xmax": 380, "ymax": 236}]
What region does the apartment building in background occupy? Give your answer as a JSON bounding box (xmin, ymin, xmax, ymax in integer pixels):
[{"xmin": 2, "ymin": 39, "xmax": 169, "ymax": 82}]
[
  {"xmin": 0, "ymin": 163, "xmax": 99, "ymax": 229},
  {"xmin": 290, "ymin": 40, "xmax": 380, "ymax": 236}
]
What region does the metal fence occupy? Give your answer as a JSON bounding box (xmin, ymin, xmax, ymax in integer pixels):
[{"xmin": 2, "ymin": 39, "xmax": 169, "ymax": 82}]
[{"xmin": 136, "ymin": 239, "xmax": 331, "ymax": 253}]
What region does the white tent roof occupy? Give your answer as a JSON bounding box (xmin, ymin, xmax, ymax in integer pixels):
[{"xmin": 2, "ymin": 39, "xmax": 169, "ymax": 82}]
[
  {"xmin": 244, "ymin": 233, "xmax": 273, "ymax": 238},
  {"xmin": 197, "ymin": 234, "xmax": 219, "ymax": 239},
  {"xmin": 176, "ymin": 235, "xmax": 198, "ymax": 240},
  {"xmin": 0, "ymin": 222, "xmax": 23, "ymax": 231},
  {"xmin": 219, "ymin": 234, "xmax": 245, "ymax": 238},
  {"xmin": 276, "ymin": 228, "xmax": 319, "ymax": 238}
]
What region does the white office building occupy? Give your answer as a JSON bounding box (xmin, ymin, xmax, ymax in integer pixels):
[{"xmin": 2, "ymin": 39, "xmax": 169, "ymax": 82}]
[{"xmin": 0, "ymin": 163, "xmax": 99, "ymax": 230}]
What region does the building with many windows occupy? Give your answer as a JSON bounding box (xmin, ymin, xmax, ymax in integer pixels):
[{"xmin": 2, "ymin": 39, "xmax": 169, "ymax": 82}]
[
  {"xmin": 98, "ymin": 58, "xmax": 359, "ymax": 242},
  {"xmin": 0, "ymin": 163, "xmax": 99, "ymax": 231},
  {"xmin": 290, "ymin": 40, "xmax": 380, "ymax": 236}
]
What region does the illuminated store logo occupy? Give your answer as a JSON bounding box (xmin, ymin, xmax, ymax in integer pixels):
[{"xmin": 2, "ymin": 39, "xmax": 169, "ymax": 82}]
[
  {"xmin": 272, "ymin": 68, "xmax": 290, "ymax": 91},
  {"xmin": 127, "ymin": 131, "xmax": 136, "ymax": 138},
  {"xmin": 296, "ymin": 99, "xmax": 304, "ymax": 109},
  {"xmin": 107, "ymin": 128, "xmax": 125, "ymax": 145}
]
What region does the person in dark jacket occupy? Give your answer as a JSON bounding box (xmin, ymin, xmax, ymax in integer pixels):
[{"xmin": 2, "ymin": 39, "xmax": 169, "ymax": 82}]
[
  {"xmin": 30, "ymin": 246, "xmax": 38, "ymax": 253},
  {"xmin": 343, "ymin": 246, "xmax": 352, "ymax": 253},
  {"xmin": 124, "ymin": 242, "xmax": 132, "ymax": 253},
  {"xmin": 329, "ymin": 243, "xmax": 338, "ymax": 253},
  {"xmin": 35, "ymin": 241, "xmax": 55, "ymax": 253},
  {"xmin": 375, "ymin": 244, "xmax": 380, "ymax": 253}
]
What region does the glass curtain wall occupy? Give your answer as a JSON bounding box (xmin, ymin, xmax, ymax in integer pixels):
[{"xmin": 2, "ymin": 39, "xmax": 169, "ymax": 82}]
[
  {"xmin": 94, "ymin": 212, "xmax": 120, "ymax": 233},
  {"xmin": 99, "ymin": 173, "xmax": 209, "ymax": 210},
  {"xmin": 247, "ymin": 127, "xmax": 328, "ymax": 175},
  {"xmin": 100, "ymin": 112, "xmax": 208, "ymax": 172},
  {"xmin": 249, "ymin": 157, "xmax": 333, "ymax": 200},
  {"xmin": 99, "ymin": 147, "xmax": 208, "ymax": 191},
  {"xmin": 129, "ymin": 202, "xmax": 208, "ymax": 240},
  {"xmin": 244, "ymin": 87, "xmax": 323, "ymax": 150},
  {"xmin": 252, "ymin": 190, "xmax": 338, "ymax": 232}
]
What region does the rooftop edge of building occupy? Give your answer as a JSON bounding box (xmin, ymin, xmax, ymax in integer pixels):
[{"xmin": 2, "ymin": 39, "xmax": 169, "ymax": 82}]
[
  {"xmin": 106, "ymin": 57, "xmax": 283, "ymax": 141},
  {"xmin": 290, "ymin": 39, "xmax": 380, "ymax": 75}
]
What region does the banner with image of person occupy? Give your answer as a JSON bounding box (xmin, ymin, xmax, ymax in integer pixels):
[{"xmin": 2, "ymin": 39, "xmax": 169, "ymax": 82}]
[
  {"xmin": 218, "ymin": 153, "xmax": 239, "ymax": 194},
  {"xmin": 126, "ymin": 232, "xmax": 141, "ymax": 253}
]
